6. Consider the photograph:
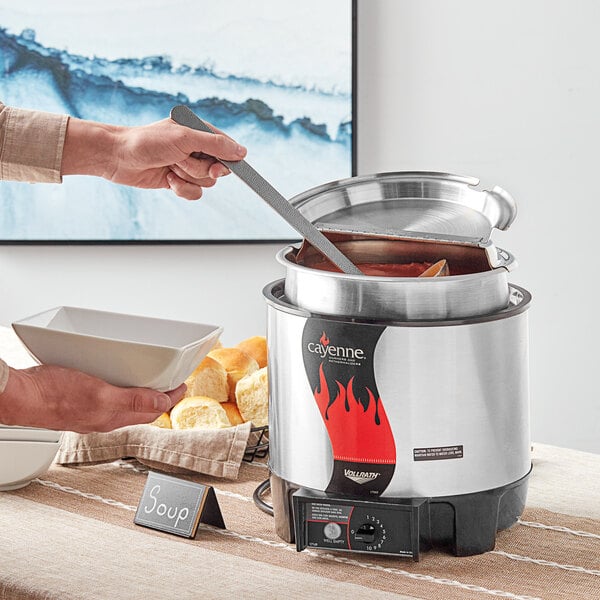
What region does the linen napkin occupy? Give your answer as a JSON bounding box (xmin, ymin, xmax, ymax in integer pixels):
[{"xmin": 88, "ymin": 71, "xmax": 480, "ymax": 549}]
[{"xmin": 56, "ymin": 422, "xmax": 253, "ymax": 479}]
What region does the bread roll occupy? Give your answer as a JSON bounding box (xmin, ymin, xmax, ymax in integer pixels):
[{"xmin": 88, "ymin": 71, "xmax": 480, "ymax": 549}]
[
  {"xmin": 151, "ymin": 412, "xmax": 172, "ymax": 428},
  {"xmin": 221, "ymin": 402, "xmax": 244, "ymax": 426},
  {"xmin": 170, "ymin": 396, "xmax": 230, "ymax": 430},
  {"xmin": 236, "ymin": 336, "xmax": 268, "ymax": 369},
  {"xmin": 235, "ymin": 367, "xmax": 269, "ymax": 427},
  {"xmin": 208, "ymin": 348, "xmax": 259, "ymax": 402},
  {"xmin": 184, "ymin": 355, "xmax": 228, "ymax": 403}
]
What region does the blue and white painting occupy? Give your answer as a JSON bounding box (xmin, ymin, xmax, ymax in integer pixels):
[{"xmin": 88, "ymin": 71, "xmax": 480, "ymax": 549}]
[{"xmin": 0, "ymin": 0, "xmax": 353, "ymax": 241}]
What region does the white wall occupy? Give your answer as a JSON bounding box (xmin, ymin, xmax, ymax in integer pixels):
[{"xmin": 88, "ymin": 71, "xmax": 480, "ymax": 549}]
[
  {"xmin": 357, "ymin": 0, "xmax": 600, "ymax": 453},
  {"xmin": 1, "ymin": 0, "xmax": 598, "ymax": 453}
]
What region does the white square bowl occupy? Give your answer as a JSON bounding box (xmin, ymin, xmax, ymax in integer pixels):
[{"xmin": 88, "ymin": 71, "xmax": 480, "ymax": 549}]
[
  {"xmin": 0, "ymin": 440, "xmax": 60, "ymax": 491},
  {"xmin": 0, "ymin": 425, "xmax": 63, "ymax": 443},
  {"xmin": 12, "ymin": 307, "xmax": 223, "ymax": 392}
]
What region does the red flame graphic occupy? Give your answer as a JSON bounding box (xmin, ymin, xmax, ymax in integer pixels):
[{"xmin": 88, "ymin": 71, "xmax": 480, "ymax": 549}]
[
  {"xmin": 320, "ymin": 331, "xmax": 330, "ymax": 346},
  {"xmin": 313, "ymin": 363, "xmax": 396, "ymax": 464}
]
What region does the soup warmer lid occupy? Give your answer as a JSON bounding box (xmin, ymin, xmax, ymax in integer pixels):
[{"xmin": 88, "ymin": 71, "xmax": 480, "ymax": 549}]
[{"xmin": 290, "ymin": 171, "xmax": 517, "ymax": 252}]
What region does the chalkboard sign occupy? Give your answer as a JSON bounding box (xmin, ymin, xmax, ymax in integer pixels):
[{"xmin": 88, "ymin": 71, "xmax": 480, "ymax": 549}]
[{"xmin": 134, "ymin": 471, "xmax": 225, "ymax": 538}]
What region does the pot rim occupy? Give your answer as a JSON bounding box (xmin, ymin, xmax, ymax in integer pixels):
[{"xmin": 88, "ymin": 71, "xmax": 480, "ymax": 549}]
[{"xmin": 264, "ymin": 279, "xmax": 532, "ymax": 326}]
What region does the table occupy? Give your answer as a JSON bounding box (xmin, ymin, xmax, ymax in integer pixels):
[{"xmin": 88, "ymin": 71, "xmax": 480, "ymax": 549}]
[{"xmin": 1, "ymin": 327, "xmax": 599, "ymax": 600}]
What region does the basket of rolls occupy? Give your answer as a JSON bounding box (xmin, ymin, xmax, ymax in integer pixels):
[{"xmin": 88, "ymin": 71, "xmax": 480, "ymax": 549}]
[
  {"xmin": 153, "ymin": 335, "xmax": 269, "ymax": 461},
  {"xmin": 56, "ymin": 335, "xmax": 269, "ymax": 479}
]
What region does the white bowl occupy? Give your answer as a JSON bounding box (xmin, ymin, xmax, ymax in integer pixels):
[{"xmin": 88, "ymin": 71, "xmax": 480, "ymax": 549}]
[
  {"xmin": 12, "ymin": 306, "xmax": 223, "ymax": 392},
  {"xmin": 0, "ymin": 440, "xmax": 60, "ymax": 491},
  {"xmin": 0, "ymin": 425, "xmax": 63, "ymax": 443}
]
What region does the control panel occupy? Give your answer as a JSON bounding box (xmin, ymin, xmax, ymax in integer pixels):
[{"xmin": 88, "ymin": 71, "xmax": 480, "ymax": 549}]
[{"xmin": 293, "ymin": 489, "xmax": 426, "ymax": 560}]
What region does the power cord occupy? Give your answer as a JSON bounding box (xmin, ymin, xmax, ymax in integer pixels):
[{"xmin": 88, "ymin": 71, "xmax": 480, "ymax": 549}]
[{"xmin": 253, "ymin": 478, "xmax": 274, "ymax": 516}]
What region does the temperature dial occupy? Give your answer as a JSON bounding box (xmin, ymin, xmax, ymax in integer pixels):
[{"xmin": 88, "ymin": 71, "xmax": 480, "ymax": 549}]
[
  {"xmin": 351, "ymin": 514, "xmax": 387, "ymax": 551},
  {"xmin": 354, "ymin": 523, "xmax": 376, "ymax": 543}
]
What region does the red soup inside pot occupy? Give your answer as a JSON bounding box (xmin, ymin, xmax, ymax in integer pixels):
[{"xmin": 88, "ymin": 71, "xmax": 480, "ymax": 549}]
[{"xmin": 294, "ymin": 235, "xmax": 493, "ymax": 277}]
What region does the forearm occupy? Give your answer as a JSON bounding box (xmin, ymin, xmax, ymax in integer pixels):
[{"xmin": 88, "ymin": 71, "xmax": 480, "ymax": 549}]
[
  {"xmin": 60, "ymin": 118, "xmax": 122, "ymax": 179},
  {"xmin": 0, "ymin": 102, "xmax": 125, "ymax": 182}
]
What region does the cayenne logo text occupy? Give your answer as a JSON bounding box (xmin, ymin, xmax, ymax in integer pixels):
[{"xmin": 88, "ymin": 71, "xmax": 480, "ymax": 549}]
[
  {"xmin": 344, "ymin": 469, "xmax": 381, "ymax": 485},
  {"xmin": 307, "ymin": 331, "xmax": 365, "ymax": 360}
]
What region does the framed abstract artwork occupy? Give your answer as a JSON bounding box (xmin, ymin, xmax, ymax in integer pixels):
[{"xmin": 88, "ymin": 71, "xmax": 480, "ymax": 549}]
[{"xmin": 0, "ymin": 0, "xmax": 355, "ymax": 242}]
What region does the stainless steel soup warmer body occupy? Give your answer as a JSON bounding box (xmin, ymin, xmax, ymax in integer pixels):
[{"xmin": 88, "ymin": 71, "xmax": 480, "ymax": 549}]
[{"xmin": 264, "ymin": 172, "xmax": 532, "ymax": 559}]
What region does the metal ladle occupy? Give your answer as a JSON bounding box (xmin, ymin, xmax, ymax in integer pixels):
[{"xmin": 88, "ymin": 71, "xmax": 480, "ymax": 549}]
[{"xmin": 170, "ymin": 105, "xmax": 362, "ymax": 276}]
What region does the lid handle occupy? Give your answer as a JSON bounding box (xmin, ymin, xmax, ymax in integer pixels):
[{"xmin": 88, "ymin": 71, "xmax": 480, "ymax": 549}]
[{"xmin": 484, "ymin": 185, "xmax": 517, "ymax": 231}]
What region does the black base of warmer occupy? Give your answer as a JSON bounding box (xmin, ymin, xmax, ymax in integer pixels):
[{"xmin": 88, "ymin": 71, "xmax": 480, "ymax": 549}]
[{"xmin": 271, "ymin": 467, "xmax": 531, "ymax": 558}]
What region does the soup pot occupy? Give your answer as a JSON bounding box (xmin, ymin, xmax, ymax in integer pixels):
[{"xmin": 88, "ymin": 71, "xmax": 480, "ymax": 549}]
[{"xmin": 278, "ymin": 171, "xmax": 517, "ymax": 320}]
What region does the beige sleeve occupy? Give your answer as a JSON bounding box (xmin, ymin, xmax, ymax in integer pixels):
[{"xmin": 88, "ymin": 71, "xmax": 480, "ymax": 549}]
[
  {"xmin": 0, "ymin": 102, "xmax": 68, "ymax": 183},
  {"xmin": 0, "ymin": 358, "xmax": 8, "ymax": 394}
]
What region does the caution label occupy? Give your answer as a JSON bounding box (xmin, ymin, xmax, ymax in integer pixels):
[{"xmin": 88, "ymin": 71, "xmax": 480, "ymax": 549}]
[{"xmin": 413, "ymin": 445, "xmax": 464, "ymax": 461}]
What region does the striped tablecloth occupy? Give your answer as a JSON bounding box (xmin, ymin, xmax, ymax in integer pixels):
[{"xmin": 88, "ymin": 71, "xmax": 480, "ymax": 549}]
[{"xmin": 1, "ymin": 327, "xmax": 599, "ymax": 600}]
